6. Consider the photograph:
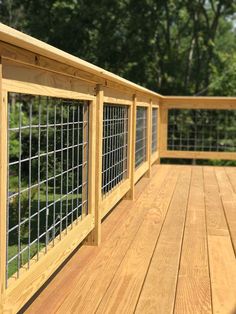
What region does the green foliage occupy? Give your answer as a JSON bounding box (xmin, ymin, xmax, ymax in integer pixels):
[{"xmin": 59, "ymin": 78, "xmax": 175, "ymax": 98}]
[{"xmin": 1, "ymin": 0, "xmax": 235, "ymax": 95}]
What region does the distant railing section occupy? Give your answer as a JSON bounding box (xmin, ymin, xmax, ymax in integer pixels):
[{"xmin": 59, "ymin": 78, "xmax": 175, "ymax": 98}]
[
  {"xmin": 168, "ymin": 109, "xmax": 236, "ymax": 152},
  {"xmin": 159, "ymin": 97, "xmax": 236, "ymax": 160}
]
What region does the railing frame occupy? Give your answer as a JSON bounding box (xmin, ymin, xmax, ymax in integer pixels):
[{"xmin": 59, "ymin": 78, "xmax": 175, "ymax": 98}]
[
  {"xmin": 159, "ymin": 97, "xmax": 236, "ymax": 161},
  {"xmin": 0, "ymin": 23, "xmax": 235, "ymax": 312}
]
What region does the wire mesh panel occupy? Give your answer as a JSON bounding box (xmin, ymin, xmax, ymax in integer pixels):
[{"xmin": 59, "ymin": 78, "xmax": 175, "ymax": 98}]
[
  {"xmin": 168, "ymin": 109, "xmax": 236, "ymax": 152},
  {"xmin": 135, "ymin": 107, "xmax": 147, "ymax": 168},
  {"xmin": 7, "ymin": 92, "xmax": 89, "ymax": 284},
  {"xmin": 102, "ymin": 104, "xmax": 128, "ymax": 196},
  {"xmin": 152, "ymin": 108, "xmax": 158, "ymax": 153}
]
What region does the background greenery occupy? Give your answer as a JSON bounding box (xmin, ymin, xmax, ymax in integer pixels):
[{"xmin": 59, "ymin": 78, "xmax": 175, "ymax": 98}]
[{"xmin": 0, "ymin": 0, "xmax": 235, "ymax": 96}]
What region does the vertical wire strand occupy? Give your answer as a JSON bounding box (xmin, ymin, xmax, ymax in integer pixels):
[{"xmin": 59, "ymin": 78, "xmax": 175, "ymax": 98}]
[
  {"xmin": 45, "ymin": 98, "xmax": 49, "ymax": 252},
  {"xmin": 37, "ymin": 97, "xmax": 41, "ymax": 260},
  {"xmin": 53, "ymin": 101, "xmax": 56, "ymax": 244},
  {"xmin": 60, "ymin": 103, "xmax": 63, "ymax": 239},
  {"xmin": 17, "ymin": 100, "xmax": 22, "ymax": 278},
  {"xmin": 6, "ymin": 94, "xmax": 10, "ymax": 286},
  {"xmin": 28, "ymin": 100, "xmax": 32, "ymax": 267}
]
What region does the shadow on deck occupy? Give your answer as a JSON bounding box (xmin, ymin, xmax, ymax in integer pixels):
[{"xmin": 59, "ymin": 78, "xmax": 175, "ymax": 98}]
[{"xmin": 23, "ymin": 164, "xmax": 236, "ymax": 314}]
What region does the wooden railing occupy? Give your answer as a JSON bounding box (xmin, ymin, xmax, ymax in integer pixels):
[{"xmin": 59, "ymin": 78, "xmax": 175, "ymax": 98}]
[
  {"xmin": 0, "ymin": 23, "xmax": 235, "ymax": 312},
  {"xmin": 159, "ymin": 97, "xmax": 236, "ymax": 161}
]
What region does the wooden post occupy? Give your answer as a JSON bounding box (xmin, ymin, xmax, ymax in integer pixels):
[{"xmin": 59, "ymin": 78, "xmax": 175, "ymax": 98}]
[
  {"xmin": 86, "ymin": 85, "xmax": 103, "ymax": 245},
  {"xmin": 159, "ymin": 103, "xmax": 168, "ymax": 157},
  {"xmin": 155, "ymin": 102, "xmax": 161, "ymax": 164},
  {"xmin": 125, "ymin": 94, "xmax": 136, "ymax": 200},
  {"xmin": 0, "ymin": 60, "xmax": 7, "ymax": 309}
]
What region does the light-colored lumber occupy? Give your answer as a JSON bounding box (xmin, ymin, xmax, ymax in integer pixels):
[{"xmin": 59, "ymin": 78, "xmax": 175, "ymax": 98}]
[
  {"xmin": 101, "ymin": 179, "xmax": 131, "ymax": 218},
  {"xmin": 215, "ymin": 167, "xmax": 236, "ymax": 253},
  {"xmin": 0, "ymin": 64, "xmax": 7, "ymax": 311},
  {"xmin": 86, "ymin": 85, "xmax": 103, "ymax": 245},
  {"xmin": 0, "ymin": 23, "xmax": 162, "ymax": 101},
  {"xmin": 25, "ymin": 165, "xmax": 162, "ymax": 314},
  {"xmin": 203, "ymin": 167, "xmax": 228, "ymax": 236},
  {"xmin": 95, "ymin": 168, "xmax": 182, "ymax": 314},
  {"xmin": 159, "ymin": 105, "xmax": 168, "ymax": 152},
  {"xmin": 23, "ymin": 165, "xmax": 236, "ymax": 314},
  {"xmin": 207, "ymin": 236, "xmax": 236, "ymax": 314},
  {"xmin": 54, "ymin": 166, "xmax": 177, "ymax": 314},
  {"xmin": 225, "ymin": 167, "xmax": 236, "ymax": 193},
  {"xmin": 162, "ymin": 96, "xmax": 236, "ymax": 109},
  {"xmin": 204, "ymin": 167, "xmax": 236, "ymax": 314},
  {"xmin": 174, "ymin": 167, "xmax": 212, "ymax": 314},
  {"xmin": 134, "ymin": 160, "xmax": 149, "ymax": 184},
  {"xmin": 136, "ymin": 167, "xmax": 191, "ymax": 314},
  {"xmin": 3, "ymin": 214, "xmax": 94, "ymax": 312},
  {"xmin": 125, "ymin": 94, "xmax": 136, "ymax": 200},
  {"xmin": 160, "ymin": 150, "xmax": 236, "ymax": 161}
]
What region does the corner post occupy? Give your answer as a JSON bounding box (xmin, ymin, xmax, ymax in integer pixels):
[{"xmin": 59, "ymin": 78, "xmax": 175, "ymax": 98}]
[
  {"xmin": 0, "ymin": 59, "xmax": 7, "ymax": 309},
  {"xmin": 86, "ymin": 84, "xmax": 103, "ymax": 245},
  {"xmin": 159, "ymin": 101, "xmax": 168, "ymax": 158}
]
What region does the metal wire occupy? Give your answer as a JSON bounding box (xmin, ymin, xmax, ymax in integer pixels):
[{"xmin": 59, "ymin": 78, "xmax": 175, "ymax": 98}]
[
  {"xmin": 168, "ymin": 109, "xmax": 236, "ymax": 152},
  {"xmin": 135, "ymin": 107, "xmax": 147, "ymax": 168},
  {"xmin": 152, "ymin": 108, "xmax": 158, "ymax": 153},
  {"xmin": 7, "ymin": 93, "xmax": 89, "ymax": 284},
  {"xmin": 102, "ymin": 104, "xmax": 128, "ymax": 197}
]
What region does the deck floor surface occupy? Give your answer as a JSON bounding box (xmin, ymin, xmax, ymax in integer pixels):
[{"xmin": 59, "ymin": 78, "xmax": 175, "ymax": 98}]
[{"xmin": 25, "ymin": 165, "xmax": 236, "ymax": 314}]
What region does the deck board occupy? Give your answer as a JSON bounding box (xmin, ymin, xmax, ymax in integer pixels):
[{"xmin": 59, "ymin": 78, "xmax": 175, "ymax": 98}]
[
  {"xmin": 135, "ymin": 166, "xmax": 191, "ymax": 314},
  {"xmin": 174, "ymin": 167, "xmax": 212, "ymax": 314},
  {"xmin": 24, "ymin": 165, "xmax": 236, "ymax": 314}
]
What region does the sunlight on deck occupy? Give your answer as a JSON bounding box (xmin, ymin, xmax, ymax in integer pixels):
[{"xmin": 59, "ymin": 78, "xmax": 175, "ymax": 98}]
[{"xmin": 25, "ymin": 164, "xmax": 236, "ymax": 314}]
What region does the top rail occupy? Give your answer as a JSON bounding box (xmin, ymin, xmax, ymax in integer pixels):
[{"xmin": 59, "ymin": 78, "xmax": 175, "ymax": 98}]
[{"xmin": 0, "ymin": 23, "xmax": 163, "ymax": 100}]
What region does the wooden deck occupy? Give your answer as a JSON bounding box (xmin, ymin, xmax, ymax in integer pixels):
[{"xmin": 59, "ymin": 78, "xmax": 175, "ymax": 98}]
[{"xmin": 24, "ymin": 165, "xmax": 236, "ymax": 314}]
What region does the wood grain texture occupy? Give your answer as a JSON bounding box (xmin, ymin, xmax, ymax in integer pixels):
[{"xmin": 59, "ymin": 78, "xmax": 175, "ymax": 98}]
[
  {"xmin": 136, "ymin": 167, "xmax": 191, "ymax": 314},
  {"xmin": 214, "ymin": 167, "xmax": 236, "ymax": 254},
  {"xmin": 0, "ymin": 67, "xmax": 7, "ymax": 310},
  {"xmin": 25, "ymin": 165, "xmax": 162, "ymax": 314},
  {"xmin": 225, "ymin": 167, "xmax": 236, "ymax": 193},
  {"xmin": 85, "ymin": 85, "xmax": 103, "ymax": 245},
  {"xmin": 160, "ymin": 150, "xmax": 236, "ymax": 161},
  {"xmin": 95, "ymin": 168, "xmax": 181, "ymax": 314},
  {"xmin": 55, "ymin": 166, "xmax": 174, "ymax": 314},
  {"xmin": 204, "ymin": 167, "xmax": 228, "ymax": 236},
  {"xmin": 4, "ymin": 215, "xmax": 94, "ymax": 313},
  {"xmin": 26, "ymin": 165, "xmax": 170, "ymax": 314},
  {"xmin": 174, "ymin": 167, "xmax": 212, "ymax": 314},
  {"xmin": 204, "ymin": 167, "xmax": 236, "ymax": 314},
  {"xmin": 162, "ymin": 96, "xmax": 236, "ymax": 109},
  {"xmin": 207, "ymin": 236, "xmax": 236, "ymax": 314},
  {"xmin": 18, "ymin": 165, "xmax": 236, "ymax": 314},
  {"xmin": 0, "ymin": 24, "xmax": 162, "ymax": 101}
]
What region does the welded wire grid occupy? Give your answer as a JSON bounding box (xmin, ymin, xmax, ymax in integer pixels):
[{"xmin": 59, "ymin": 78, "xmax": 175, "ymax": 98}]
[
  {"xmin": 152, "ymin": 108, "xmax": 158, "ymax": 153},
  {"xmin": 168, "ymin": 109, "xmax": 236, "ymax": 152},
  {"xmin": 102, "ymin": 104, "xmax": 128, "ymax": 197},
  {"xmin": 135, "ymin": 107, "xmax": 147, "ymax": 168},
  {"xmin": 7, "ymin": 93, "xmax": 89, "ymax": 284}
]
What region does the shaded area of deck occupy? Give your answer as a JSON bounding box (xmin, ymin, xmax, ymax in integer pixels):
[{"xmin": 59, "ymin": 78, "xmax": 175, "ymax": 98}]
[{"xmin": 25, "ymin": 164, "xmax": 236, "ymax": 314}]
